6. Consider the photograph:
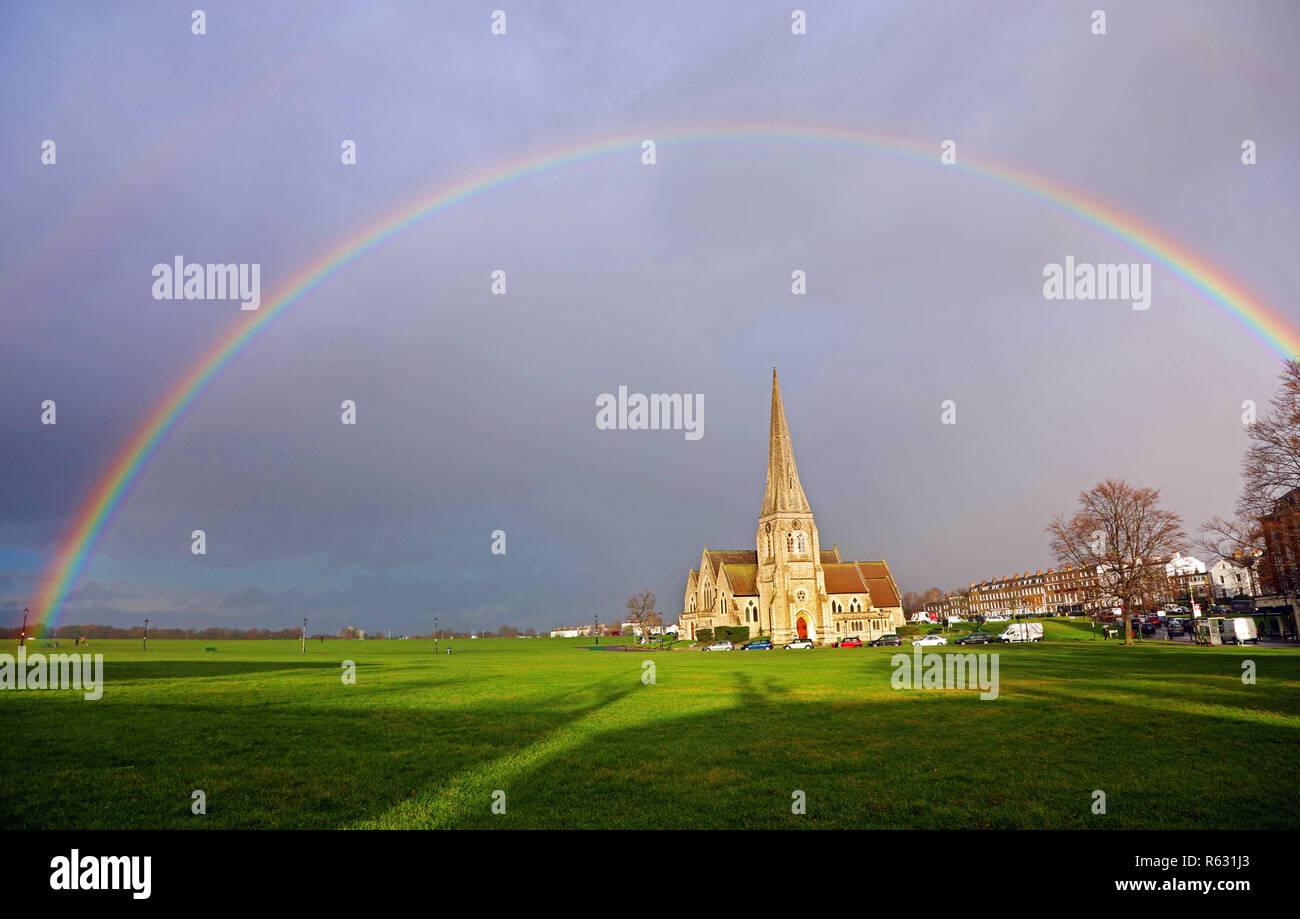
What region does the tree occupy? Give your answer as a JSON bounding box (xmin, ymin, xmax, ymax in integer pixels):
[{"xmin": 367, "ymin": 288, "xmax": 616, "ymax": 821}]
[
  {"xmin": 1239, "ymin": 359, "xmax": 1300, "ymax": 519},
  {"xmin": 1047, "ymin": 479, "xmax": 1186, "ymax": 646},
  {"xmin": 1237, "ymin": 359, "xmax": 1300, "ymax": 610},
  {"xmin": 625, "ymin": 590, "xmax": 661, "ymax": 642}
]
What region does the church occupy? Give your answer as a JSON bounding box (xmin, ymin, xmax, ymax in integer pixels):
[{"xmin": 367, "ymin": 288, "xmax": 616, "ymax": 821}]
[{"xmin": 678, "ymin": 371, "xmax": 906, "ymax": 645}]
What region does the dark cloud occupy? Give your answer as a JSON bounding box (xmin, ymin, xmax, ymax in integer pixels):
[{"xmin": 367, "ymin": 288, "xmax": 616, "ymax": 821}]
[{"xmin": 1, "ymin": 1, "xmax": 1295, "ymax": 632}]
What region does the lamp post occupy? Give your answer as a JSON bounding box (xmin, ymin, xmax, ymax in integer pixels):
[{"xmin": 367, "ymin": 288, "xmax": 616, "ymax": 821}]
[
  {"xmin": 143, "ymin": 618, "xmax": 149, "ymax": 651},
  {"xmin": 302, "ymin": 618, "xmax": 307, "ymax": 654},
  {"xmin": 594, "ymin": 613, "xmax": 599, "ymax": 646},
  {"xmin": 20, "ymin": 607, "xmax": 29, "ymax": 648},
  {"xmin": 434, "ymin": 617, "xmax": 439, "ymax": 656}
]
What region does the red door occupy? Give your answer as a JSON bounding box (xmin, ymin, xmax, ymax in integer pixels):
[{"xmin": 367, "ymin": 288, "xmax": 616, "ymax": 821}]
[{"xmin": 797, "ymin": 618, "xmax": 808, "ymax": 640}]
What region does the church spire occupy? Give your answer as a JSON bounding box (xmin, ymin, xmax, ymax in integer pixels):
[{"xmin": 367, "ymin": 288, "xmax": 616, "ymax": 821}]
[{"xmin": 761, "ymin": 369, "xmax": 812, "ymax": 516}]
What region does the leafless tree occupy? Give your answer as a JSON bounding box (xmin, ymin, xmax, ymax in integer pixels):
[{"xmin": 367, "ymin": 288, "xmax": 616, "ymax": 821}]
[
  {"xmin": 625, "ymin": 590, "xmax": 661, "ymax": 641},
  {"xmin": 1238, "ymin": 359, "xmax": 1300, "ymax": 518},
  {"xmin": 1048, "ymin": 479, "xmax": 1186, "ymax": 646},
  {"xmin": 1236, "ymin": 360, "xmax": 1300, "ymax": 603}
]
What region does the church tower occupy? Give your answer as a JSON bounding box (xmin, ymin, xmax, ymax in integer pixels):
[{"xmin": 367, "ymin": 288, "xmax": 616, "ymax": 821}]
[{"xmin": 756, "ymin": 370, "xmax": 829, "ymax": 643}]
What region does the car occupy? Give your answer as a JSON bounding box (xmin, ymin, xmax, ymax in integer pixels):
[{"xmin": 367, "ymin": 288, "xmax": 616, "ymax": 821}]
[
  {"xmin": 1139, "ymin": 620, "xmax": 1158, "ymax": 636},
  {"xmin": 836, "ymin": 636, "xmax": 863, "ymax": 648},
  {"xmin": 985, "ymin": 615, "xmax": 1010, "ymax": 623},
  {"xmin": 912, "ymin": 634, "xmax": 948, "ymax": 646},
  {"xmin": 1165, "ymin": 618, "xmax": 1186, "ymax": 636},
  {"xmin": 783, "ymin": 638, "xmax": 814, "ymax": 650},
  {"xmin": 702, "ymin": 640, "xmax": 733, "ymax": 652},
  {"xmin": 954, "ymin": 631, "xmax": 993, "ymax": 645},
  {"xmin": 740, "ymin": 638, "xmax": 774, "ymax": 650},
  {"xmin": 868, "ymin": 634, "xmax": 902, "ymax": 647}
]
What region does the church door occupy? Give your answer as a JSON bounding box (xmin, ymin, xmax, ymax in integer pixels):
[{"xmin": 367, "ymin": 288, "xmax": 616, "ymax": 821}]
[{"xmin": 796, "ymin": 616, "xmax": 808, "ymax": 640}]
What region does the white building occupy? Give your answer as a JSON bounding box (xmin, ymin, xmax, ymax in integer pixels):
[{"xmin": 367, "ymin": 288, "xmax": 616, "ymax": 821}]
[
  {"xmin": 1208, "ymin": 556, "xmax": 1262, "ymax": 599},
  {"xmin": 1164, "ymin": 552, "xmax": 1206, "ymax": 579}
]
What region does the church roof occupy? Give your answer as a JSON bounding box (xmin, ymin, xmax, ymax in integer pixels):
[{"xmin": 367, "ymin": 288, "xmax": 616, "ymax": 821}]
[
  {"xmin": 857, "ymin": 561, "xmax": 902, "ymax": 608},
  {"xmin": 823, "ymin": 563, "xmax": 867, "ymax": 594},
  {"xmin": 722, "ymin": 564, "xmax": 758, "ymax": 596},
  {"xmin": 820, "ymin": 548, "xmax": 841, "ymax": 564},
  {"xmin": 706, "ymin": 549, "xmax": 757, "ymax": 575}
]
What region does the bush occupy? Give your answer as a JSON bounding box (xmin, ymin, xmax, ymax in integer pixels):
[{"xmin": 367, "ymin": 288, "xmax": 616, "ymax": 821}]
[
  {"xmin": 714, "ymin": 626, "xmax": 751, "ymax": 643},
  {"xmin": 695, "ymin": 628, "xmax": 714, "ymax": 644},
  {"xmin": 897, "ymin": 625, "xmax": 920, "ymax": 637}
]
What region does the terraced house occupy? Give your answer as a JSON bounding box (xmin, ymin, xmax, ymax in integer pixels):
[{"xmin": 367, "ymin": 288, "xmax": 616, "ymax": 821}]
[{"xmin": 678, "ymin": 371, "xmax": 905, "ymax": 645}]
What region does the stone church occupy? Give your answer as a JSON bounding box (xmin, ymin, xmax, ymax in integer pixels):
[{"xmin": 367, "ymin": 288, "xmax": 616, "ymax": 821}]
[{"xmin": 679, "ymin": 371, "xmax": 906, "ymax": 645}]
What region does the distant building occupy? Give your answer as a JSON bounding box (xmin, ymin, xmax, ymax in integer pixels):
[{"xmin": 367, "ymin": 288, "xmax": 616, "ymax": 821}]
[{"xmin": 1207, "ymin": 553, "xmax": 1262, "ymax": 599}]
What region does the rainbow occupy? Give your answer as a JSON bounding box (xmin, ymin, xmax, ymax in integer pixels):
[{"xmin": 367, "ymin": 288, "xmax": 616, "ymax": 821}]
[{"xmin": 32, "ymin": 122, "xmax": 1300, "ymax": 630}]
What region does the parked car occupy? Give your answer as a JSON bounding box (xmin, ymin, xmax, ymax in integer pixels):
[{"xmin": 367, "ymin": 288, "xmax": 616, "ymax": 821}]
[
  {"xmin": 913, "ymin": 634, "xmax": 948, "ymax": 646},
  {"xmin": 836, "ymin": 636, "xmax": 863, "ymax": 648},
  {"xmin": 740, "ymin": 638, "xmax": 774, "ymax": 650},
  {"xmin": 1139, "ymin": 620, "xmax": 1158, "ymax": 636},
  {"xmin": 783, "ymin": 638, "xmax": 814, "ymax": 650},
  {"xmin": 1165, "ymin": 618, "xmax": 1186, "ymax": 636},
  {"xmin": 954, "ymin": 631, "xmax": 993, "ymax": 645},
  {"xmin": 702, "ymin": 640, "xmax": 733, "ymax": 652},
  {"xmin": 985, "ymin": 615, "xmax": 1010, "ymax": 623},
  {"xmin": 868, "ymin": 634, "xmax": 902, "ymax": 647}
]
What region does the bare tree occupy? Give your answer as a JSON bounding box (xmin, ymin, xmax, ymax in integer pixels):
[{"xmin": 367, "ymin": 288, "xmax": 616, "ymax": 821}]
[
  {"xmin": 1239, "ymin": 359, "xmax": 1300, "ymax": 518},
  {"xmin": 1048, "ymin": 479, "xmax": 1186, "ymax": 646},
  {"xmin": 625, "ymin": 590, "xmax": 661, "ymax": 642},
  {"xmin": 1237, "ymin": 360, "xmax": 1300, "ymax": 607}
]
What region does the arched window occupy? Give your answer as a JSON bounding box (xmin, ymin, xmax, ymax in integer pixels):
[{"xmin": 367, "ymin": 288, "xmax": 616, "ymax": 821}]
[
  {"xmin": 786, "ymin": 531, "xmax": 794, "ymax": 551},
  {"xmin": 797, "ymin": 533, "xmax": 807, "ymax": 553},
  {"xmin": 831, "ymin": 600, "xmax": 842, "ymax": 614},
  {"xmin": 849, "ymin": 597, "xmax": 862, "ymax": 613},
  {"xmin": 745, "ymin": 600, "xmax": 757, "ymax": 623}
]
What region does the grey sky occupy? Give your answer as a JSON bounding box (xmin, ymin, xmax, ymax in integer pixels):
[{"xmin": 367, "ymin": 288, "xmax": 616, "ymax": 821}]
[{"xmin": 1, "ymin": 1, "xmax": 1297, "ymax": 634}]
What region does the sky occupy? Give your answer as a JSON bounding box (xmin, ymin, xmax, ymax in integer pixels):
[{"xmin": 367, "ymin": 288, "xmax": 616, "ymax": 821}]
[{"xmin": 1, "ymin": 1, "xmax": 1297, "ymax": 635}]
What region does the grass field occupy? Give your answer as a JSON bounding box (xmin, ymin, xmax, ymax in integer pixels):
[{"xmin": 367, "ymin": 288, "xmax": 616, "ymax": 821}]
[{"xmin": 2, "ymin": 620, "xmax": 1297, "ymax": 829}]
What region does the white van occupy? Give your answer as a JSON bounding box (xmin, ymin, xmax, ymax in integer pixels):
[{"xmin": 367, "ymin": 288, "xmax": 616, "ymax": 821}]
[
  {"xmin": 1220, "ymin": 618, "xmax": 1258, "ymax": 645},
  {"xmin": 998, "ymin": 622, "xmax": 1044, "ymax": 643}
]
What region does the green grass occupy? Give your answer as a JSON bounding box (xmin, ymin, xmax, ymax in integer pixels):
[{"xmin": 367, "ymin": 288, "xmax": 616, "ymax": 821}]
[{"xmin": 2, "ymin": 634, "xmax": 1297, "ymax": 829}]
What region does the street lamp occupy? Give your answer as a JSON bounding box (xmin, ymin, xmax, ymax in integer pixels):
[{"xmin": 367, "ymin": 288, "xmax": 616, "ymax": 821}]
[
  {"xmin": 20, "ymin": 607, "xmax": 29, "ymax": 648},
  {"xmin": 594, "ymin": 613, "xmax": 599, "ymax": 646},
  {"xmin": 302, "ymin": 617, "xmax": 307, "ymax": 654},
  {"xmin": 143, "ymin": 618, "xmax": 149, "ymax": 651},
  {"xmin": 434, "ymin": 617, "xmax": 439, "ymax": 656}
]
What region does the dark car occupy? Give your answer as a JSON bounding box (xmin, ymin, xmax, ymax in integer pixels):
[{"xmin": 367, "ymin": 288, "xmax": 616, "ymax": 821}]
[
  {"xmin": 836, "ymin": 636, "xmax": 863, "ymax": 648},
  {"xmin": 1165, "ymin": 618, "xmax": 1186, "ymax": 636},
  {"xmin": 1139, "ymin": 619, "xmax": 1158, "ymax": 636},
  {"xmin": 955, "ymin": 631, "xmax": 993, "ymax": 645},
  {"xmin": 740, "ymin": 638, "xmax": 774, "ymax": 651},
  {"xmin": 868, "ymin": 634, "xmax": 902, "ymax": 647}
]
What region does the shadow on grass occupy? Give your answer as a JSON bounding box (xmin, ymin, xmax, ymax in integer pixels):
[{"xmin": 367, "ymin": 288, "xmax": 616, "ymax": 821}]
[
  {"xmin": 103, "ymin": 660, "xmax": 345, "ymax": 680},
  {"xmin": 4, "ymin": 653, "xmax": 1297, "ymax": 830}
]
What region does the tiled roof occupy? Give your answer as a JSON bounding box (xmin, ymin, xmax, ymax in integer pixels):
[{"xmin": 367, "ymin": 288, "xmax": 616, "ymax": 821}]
[
  {"xmin": 823, "ymin": 563, "xmax": 867, "ymax": 594},
  {"xmin": 706, "ymin": 549, "xmax": 757, "ymax": 575},
  {"xmin": 819, "ymin": 548, "xmax": 841, "ymax": 564},
  {"xmin": 856, "ymin": 561, "xmax": 902, "ymax": 607},
  {"xmin": 723, "ymin": 564, "xmax": 758, "ymax": 596}
]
